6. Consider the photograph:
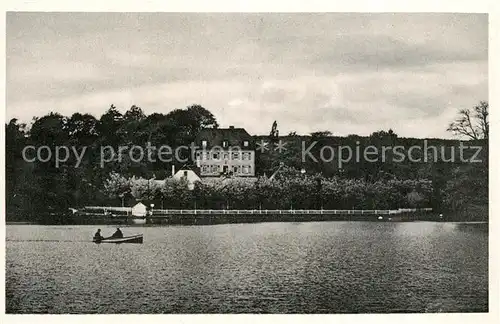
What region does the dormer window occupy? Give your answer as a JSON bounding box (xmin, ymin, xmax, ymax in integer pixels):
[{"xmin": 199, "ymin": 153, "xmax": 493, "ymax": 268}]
[
  {"xmin": 222, "ymin": 140, "xmax": 228, "ymax": 148},
  {"xmin": 243, "ymin": 140, "xmax": 249, "ymax": 147},
  {"xmin": 202, "ymin": 140, "xmax": 207, "ymax": 148}
]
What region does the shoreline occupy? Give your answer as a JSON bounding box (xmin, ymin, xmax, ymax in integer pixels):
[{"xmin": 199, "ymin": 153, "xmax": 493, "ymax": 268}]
[
  {"xmin": 6, "ymin": 220, "xmax": 489, "ymax": 226},
  {"xmin": 6, "ymin": 207, "xmax": 487, "ymax": 226}
]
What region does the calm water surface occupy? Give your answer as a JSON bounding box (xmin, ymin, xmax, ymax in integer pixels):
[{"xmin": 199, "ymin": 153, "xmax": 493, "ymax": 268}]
[{"xmin": 6, "ymin": 222, "xmax": 488, "ymax": 313}]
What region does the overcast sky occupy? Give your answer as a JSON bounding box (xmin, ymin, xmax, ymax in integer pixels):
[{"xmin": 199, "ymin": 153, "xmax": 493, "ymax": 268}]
[{"xmin": 6, "ymin": 13, "xmax": 487, "ymax": 138}]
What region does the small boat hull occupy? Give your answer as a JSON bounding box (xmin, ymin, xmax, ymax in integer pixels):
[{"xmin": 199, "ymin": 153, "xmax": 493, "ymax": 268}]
[{"xmin": 93, "ymin": 234, "xmax": 143, "ymax": 244}]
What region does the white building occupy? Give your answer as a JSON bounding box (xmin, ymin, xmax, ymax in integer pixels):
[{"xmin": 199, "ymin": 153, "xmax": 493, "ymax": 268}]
[
  {"xmin": 131, "ymin": 202, "xmax": 147, "ymax": 217},
  {"xmin": 172, "ymin": 169, "xmax": 201, "ymax": 190}
]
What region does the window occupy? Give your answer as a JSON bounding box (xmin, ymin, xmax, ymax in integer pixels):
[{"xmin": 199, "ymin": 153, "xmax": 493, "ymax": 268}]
[
  {"xmin": 211, "ymin": 165, "xmax": 219, "ymax": 173},
  {"xmin": 213, "ymin": 152, "xmax": 220, "ymax": 160},
  {"xmin": 202, "ymin": 165, "xmax": 209, "ymax": 173},
  {"xmin": 223, "ymin": 153, "xmax": 229, "ymax": 160},
  {"xmin": 183, "ymin": 171, "xmax": 188, "ymax": 177},
  {"xmin": 223, "ymin": 141, "xmax": 228, "ymax": 148},
  {"xmin": 241, "ymin": 165, "xmax": 252, "ymax": 174},
  {"xmin": 202, "ymin": 140, "xmax": 207, "ymax": 148},
  {"xmin": 232, "ymin": 152, "xmax": 240, "ymax": 160},
  {"xmin": 243, "ymin": 141, "xmax": 249, "ymax": 147},
  {"xmin": 242, "ymin": 152, "xmax": 250, "ymax": 160}
]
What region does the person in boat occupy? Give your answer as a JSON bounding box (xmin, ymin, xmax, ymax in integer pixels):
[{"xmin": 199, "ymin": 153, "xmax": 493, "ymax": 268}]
[
  {"xmin": 93, "ymin": 229, "xmax": 103, "ymax": 241},
  {"xmin": 110, "ymin": 227, "xmax": 124, "ymax": 239}
]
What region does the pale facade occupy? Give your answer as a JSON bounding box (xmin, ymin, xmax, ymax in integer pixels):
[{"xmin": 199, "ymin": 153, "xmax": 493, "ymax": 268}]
[
  {"xmin": 131, "ymin": 202, "xmax": 147, "ymax": 217},
  {"xmin": 194, "ymin": 127, "xmax": 255, "ymax": 177}
]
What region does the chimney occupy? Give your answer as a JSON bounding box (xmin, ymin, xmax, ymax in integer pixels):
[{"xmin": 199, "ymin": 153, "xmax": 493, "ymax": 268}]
[
  {"xmin": 171, "ymin": 165, "xmax": 175, "ymax": 176},
  {"xmin": 229, "ymin": 125, "xmax": 234, "ymax": 129}
]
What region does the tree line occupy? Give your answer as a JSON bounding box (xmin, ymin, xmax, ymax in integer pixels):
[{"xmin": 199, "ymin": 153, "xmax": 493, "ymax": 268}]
[
  {"xmin": 5, "ymin": 102, "xmax": 488, "ymax": 221},
  {"xmin": 104, "ymin": 167, "xmax": 433, "ymax": 211}
]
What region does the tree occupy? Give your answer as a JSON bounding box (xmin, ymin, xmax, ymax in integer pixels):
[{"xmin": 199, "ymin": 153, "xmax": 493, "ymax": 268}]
[
  {"xmin": 66, "ymin": 113, "xmax": 99, "ymax": 146},
  {"xmin": 270, "ymin": 121, "xmax": 279, "ymax": 137},
  {"xmin": 98, "ymin": 104, "xmax": 124, "ymax": 147},
  {"xmin": 186, "ymin": 104, "xmax": 218, "ymax": 130},
  {"xmin": 444, "ymin": 100, "xmax": 488, "ymax": 220},
  {"xmin": 310, "ymin": 131, "xmax": 332, "ymax": 137},
  {"xmin": 447, "ymin": 101, "xmax": 489, "ymax": 140},
  {"xmin": 369, "ymin": 129, "xmax": 397, "ymax": 142},
  {"xmin": 130, "ymin": 177, "xmax": 162, "ymax": 201},
  {"xmin": 117, "ymin": 105, "xmax": 149, "ymax": 145},
  {"xmin": 29, "ymin": 112, "xmax": 68, "ymax": 147},
  {"xmin": 161, "ymin": 178, "xmax": 192, "ymax": 208},
  {"xmin": 5, "ymin": 119, "xmax": 28, "ymax": 219},
  {"xmin": 365, "ymin": 129, "xmax": 399, "ymax": 181},
  {"xmin": 103, "ymin": 172, "xmax": 131, "ymax": 201},
  {"xmin": 123, "ymin": 105, "xmax": 146, "ymax": 122},
  {"xmin": 407, "ymin": 190, "xmax": 425, "ymax": 208},
  {"xmin": 165, "ymin": 104, "xmax": 218, "ymax": 144},
  {"xmin": 442, "ymin": 163, "xmax": 488, "ymax": 220}
]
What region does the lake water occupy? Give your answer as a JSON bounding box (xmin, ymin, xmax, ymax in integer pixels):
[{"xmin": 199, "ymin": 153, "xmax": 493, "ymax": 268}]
[{"xmin": 6, "ymin": 222, "xmax": 488, "ymax": 313}]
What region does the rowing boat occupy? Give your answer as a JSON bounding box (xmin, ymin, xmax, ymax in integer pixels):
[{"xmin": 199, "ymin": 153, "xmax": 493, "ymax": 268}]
[{"xmin": 93, "ymin": 234, "xmax": 143, "ymax": 244}]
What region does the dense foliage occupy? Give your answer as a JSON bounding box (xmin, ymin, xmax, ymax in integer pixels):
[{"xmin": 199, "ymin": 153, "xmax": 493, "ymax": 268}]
[
  {"xmin": 5, "ymin": 102, "xmax": 488, "ymax": 221},
  {"xmin": 102, "ymin": 168, "xmax": 432, "ymax": 210}
]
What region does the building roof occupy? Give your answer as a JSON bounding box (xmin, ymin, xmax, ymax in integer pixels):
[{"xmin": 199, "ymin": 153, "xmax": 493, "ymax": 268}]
[
  {"xmin": 194, "ymin": 127, "xmax": 254, "ymax": 149},
  {"xmin": 173, "ymin": 169, "xmax": 201, "ymax": 181},
  {"xmin": 135, "ymin": 200, "xmax": 156, "ymax": 208}
]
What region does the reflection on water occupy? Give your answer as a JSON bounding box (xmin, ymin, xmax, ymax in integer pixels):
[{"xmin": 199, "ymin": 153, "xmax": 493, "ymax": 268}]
[{"xmin": 6, "ymin": 222, "xmax": 488, "ymax": 313}]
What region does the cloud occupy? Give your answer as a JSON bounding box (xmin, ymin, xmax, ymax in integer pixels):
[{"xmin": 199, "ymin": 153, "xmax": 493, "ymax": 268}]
[
  {"xmin": 308, "ymin": 34, "xmax": 485, "ymax": 72},
  {"xmin": 6, "ymin": 13, "xmax": 488, "ymax": 139}
]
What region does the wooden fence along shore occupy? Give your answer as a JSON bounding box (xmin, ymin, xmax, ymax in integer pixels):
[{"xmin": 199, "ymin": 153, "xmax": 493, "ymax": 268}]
[
  {"xmin": 82, "ymin": 206, "xmax": 433, "ymax": 215},
  {"xmin": 150, "ymin": 208, "xmax": 433, "ymax": 215},
  {"xmin": 73, "ymin": 206, "xmax": 437, "ymax": 225}
]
